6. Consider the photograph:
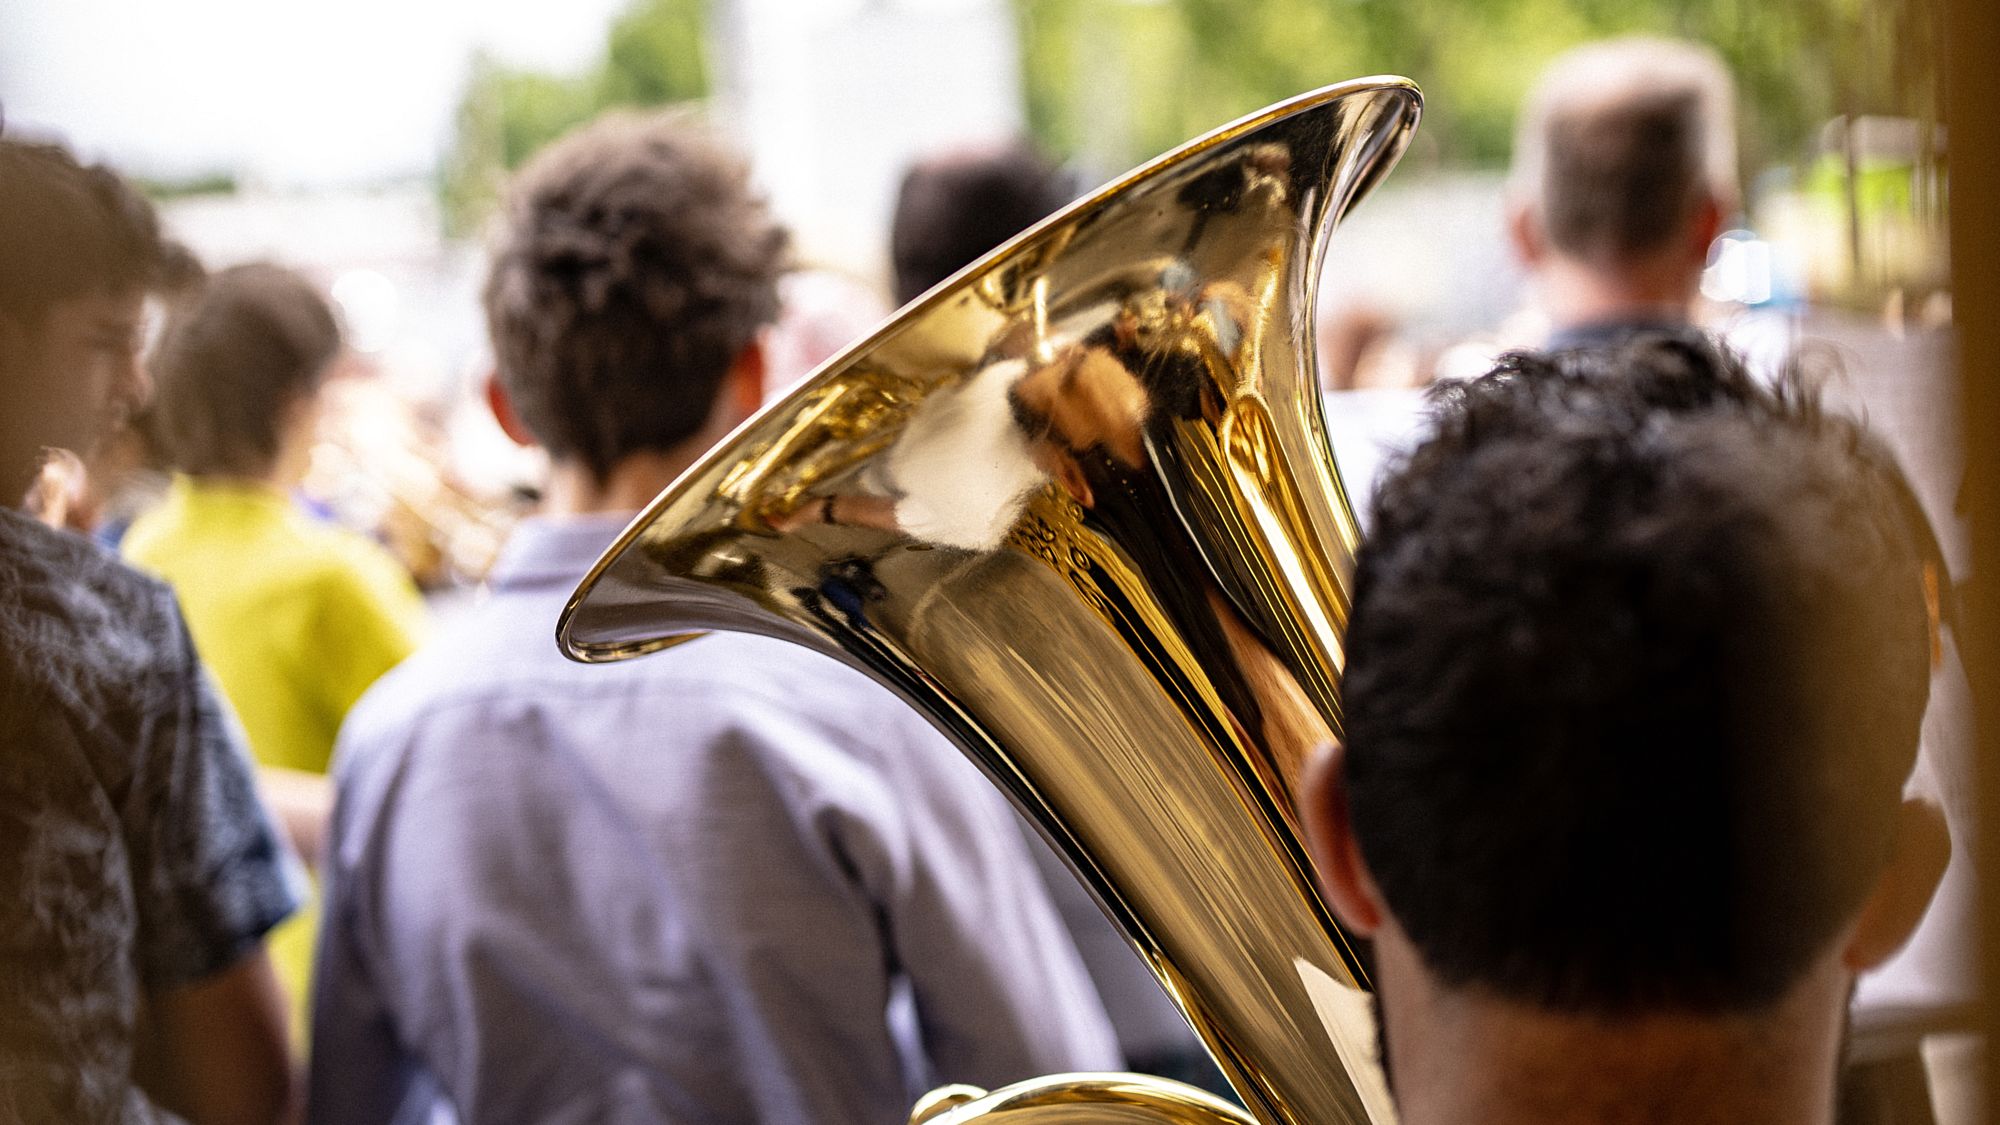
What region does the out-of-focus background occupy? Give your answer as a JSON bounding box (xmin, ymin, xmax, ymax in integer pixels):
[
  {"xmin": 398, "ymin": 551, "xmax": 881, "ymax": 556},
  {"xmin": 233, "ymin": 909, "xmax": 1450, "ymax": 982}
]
[
  {"xmin": 2, "ymin": 2, "xmax": 1975, "ymax": 1115},
  {"xmin": 1, "ymin": 0, "xmax": 1948, "ymax": 409}
]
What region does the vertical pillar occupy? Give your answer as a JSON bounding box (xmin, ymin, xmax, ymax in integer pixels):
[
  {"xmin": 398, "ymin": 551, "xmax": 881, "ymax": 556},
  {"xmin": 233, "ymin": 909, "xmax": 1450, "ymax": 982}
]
[
  {"xmin": 1943, "ymin": 0, "xmax": 2000, "ymax": 1117},
  {"xmin": 709, "ymin": 0, "xmax": 1025, "ymax": 282}
]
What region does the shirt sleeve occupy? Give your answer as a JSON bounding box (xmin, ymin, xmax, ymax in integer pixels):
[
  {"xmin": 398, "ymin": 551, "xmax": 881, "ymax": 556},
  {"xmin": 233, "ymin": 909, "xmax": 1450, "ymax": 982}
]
[
  {"xmin": 845, "ymin": 712, "xmax": 1125, "ymax": 1088},
  {"xmin": 689, "ymin": 693, "xmax": 1120, "ymax": 1125},
  {"xmin": 305, "ymin": 711, "xmax": 430, "ymax": 1125},
  {"xmin": 679, "ymin": 716, "xmax": 921, "ymax": 1125},
  {"xmin": 129, "ymin": 599, "xmax": 303, "ymax": 991},
  {"xmin": 311, "ymin": 541, "xmax": 426, "ymax": 727}
]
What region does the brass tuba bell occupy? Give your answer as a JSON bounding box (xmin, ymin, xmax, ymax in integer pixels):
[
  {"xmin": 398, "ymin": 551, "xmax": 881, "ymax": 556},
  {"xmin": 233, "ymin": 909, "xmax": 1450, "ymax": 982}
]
[{"xmin": 560, "ymin": 77, "xmax": 1423, "ymax": 1125}]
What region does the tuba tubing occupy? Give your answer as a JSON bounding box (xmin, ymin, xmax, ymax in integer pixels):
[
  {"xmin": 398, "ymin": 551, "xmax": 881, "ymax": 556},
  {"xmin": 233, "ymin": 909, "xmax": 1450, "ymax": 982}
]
[{"xmin": 561, "ymin": 77, "xmax": 1423, "ymax": 1125}]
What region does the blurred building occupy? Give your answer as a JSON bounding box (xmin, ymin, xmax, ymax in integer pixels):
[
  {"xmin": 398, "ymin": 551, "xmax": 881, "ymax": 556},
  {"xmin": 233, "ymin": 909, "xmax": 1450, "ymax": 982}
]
[{"xmin": 711, "ymin": 0, "xmax": 1025, "ymax": 282}]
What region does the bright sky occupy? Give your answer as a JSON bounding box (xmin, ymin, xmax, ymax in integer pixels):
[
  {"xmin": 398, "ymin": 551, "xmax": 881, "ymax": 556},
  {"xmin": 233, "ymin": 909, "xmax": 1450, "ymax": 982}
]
[{"xmin": 0, "ymin": 0, "xmax": 627, "ymax": 185}]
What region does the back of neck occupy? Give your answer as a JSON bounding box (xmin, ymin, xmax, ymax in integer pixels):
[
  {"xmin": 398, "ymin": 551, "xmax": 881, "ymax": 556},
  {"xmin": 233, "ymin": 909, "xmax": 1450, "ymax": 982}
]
[
  {"xmin": 1535, "ymin": 254, "xmax": 1702, "ymax": 335},
  {"xmin": 541, "ymin": 446, "xmax": 706, "ymax": 517},
  {"xmin": 1387, "ymin": 969, "xmax": 1848, "ymax": 1125}
]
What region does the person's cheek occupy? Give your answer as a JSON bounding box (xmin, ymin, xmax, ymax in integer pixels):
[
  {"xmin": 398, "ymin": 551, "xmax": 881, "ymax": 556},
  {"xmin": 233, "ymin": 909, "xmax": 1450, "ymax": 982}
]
[
  {"xmin": 126, "ymin": 347, "xmax": 153, "ymax": 407},
  {"xmin": 111, "ymin": 346, "xmax": 149, "ymax": 420},
  {"xmin": 69, "ymin": 348, "xmax": 121, "ymax": 450}
]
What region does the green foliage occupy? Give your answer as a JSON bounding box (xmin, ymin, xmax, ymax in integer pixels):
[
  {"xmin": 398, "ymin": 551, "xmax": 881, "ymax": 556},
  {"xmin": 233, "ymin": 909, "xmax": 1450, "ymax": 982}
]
[
  {"xmin": 135, "ymin": 171, "xmax": 239, "ymax": 199},
  {"xmin": 1013, "ymin": 0, "xmax": 1941, "ymax": 181},
  {"xmin": 438, "ymin": 0, "xmax": 709, "ymax": 235},
  {"xmin": 602, "ymin": 0, "xmax": 711, "ymax": 106},
  {"xmin": 437, "ymin": 0, "xmax": 1938, "ymax": 235}
]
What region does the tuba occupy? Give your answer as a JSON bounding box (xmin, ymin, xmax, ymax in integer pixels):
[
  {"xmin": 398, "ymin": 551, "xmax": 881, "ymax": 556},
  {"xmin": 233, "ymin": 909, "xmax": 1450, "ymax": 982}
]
[{"xmin": 559, "ymin": 77, "xmax": 1423, "ymax": 1125}]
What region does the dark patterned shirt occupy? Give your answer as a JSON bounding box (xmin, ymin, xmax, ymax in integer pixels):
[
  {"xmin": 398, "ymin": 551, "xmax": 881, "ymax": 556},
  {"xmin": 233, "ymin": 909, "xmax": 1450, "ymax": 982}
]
[{"xmin": 0, "ymin": 508, "xmax": 299, "ymax": 1123}]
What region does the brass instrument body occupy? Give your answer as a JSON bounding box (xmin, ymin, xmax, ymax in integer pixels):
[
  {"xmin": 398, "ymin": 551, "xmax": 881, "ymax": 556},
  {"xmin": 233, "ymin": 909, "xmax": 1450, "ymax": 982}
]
[
  {"xmin": 911, "ymin": 1074, "xmax": 1257, "ymax": 1124},
  {"xmin": 562, "ymin": 79, "xmax": 1422, "ymax": 1125}
]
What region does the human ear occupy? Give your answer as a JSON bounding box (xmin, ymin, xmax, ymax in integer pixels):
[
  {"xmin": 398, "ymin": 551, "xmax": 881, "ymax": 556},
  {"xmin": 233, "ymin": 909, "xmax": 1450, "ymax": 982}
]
[
  {"xmin": 1687, "ymin": 194, "xmax": 1727, "ymax": 266},
  {"xmin": 1506, "ymin": 199, "xmax": 1545, "ymax": 271},
  {"xmin": 726, "ymin": 338, "xmax": 768, "ymax": 421},
  {"xmin": 1301, "ymin": 741, "xmax": 1388, "ymax": 936},
  {"xmin": 1842, "ymin": 797, "xmax": 1951, "ymax": 972},
  {"xmin": 484, "ymin": 372, "xmax": 536, "ymax": 448}
]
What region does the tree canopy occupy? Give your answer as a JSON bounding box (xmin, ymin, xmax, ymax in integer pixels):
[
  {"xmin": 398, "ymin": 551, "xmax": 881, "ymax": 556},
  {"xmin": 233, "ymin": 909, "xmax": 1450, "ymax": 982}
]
[
  {"xmin": 438, "ymin": 0, "xmax": 709, "ymax": 234},
  {"xmin": 1015, "ymin": 0, "xmax": 1938, "ymax": 180},
  {"xmin": 439, "ymin": 0, "xmax": 1937, "ymax": 232}
]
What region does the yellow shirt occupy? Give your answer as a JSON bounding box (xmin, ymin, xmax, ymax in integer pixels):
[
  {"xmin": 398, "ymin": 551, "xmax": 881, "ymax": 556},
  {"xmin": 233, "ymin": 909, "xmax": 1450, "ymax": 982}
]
[
  {"xmin": 124, "ymin": 476, "xmax": 426, "ymax": 775},
  {"xmin": 125, "ymin": 476, "xmax": 425, "ymax": 1047}
]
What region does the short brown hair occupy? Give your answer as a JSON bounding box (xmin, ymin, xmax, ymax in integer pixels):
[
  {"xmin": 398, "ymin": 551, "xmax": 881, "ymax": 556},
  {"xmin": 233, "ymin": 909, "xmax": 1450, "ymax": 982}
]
[
  {"xmin": 0, "ymin": 137, "xmax": 196, "ymax": 323},
  {"xmin": 1511, "ymin": 39, "xmax": 1737, "ymax": 267},
  {"xmin": 483, "ymin": 112, "xmax": 788, "ymax": 480},
  {"xmin": 890, "ymin": 140, "xmax": 1072, "ymax": 306},
  {"xmin": 150, "ymin": 263, "xmax": 341, "ymax": 478}
]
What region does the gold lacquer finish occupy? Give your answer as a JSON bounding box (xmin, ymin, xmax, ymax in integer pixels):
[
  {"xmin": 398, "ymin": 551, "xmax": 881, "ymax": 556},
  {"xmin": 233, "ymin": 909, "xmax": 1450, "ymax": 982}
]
[
  {"xmin": 909, "ymin": 1074, "xmax": 1257, "ymax": 1124},
  {"xmin": 560, "ymin": 78, "xmax": 1422, "ymax": 1125}
]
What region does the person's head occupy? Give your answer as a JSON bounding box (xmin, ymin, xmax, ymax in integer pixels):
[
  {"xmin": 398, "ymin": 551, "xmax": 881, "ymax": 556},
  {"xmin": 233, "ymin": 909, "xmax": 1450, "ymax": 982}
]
[
  {"xmin": 149, "ymin": 263, "xmax": 341, "ymax": 486},
  {"xmin": 1507, "ymin": 39, "xmax": 1737, "ymax": 311},
  {"xmin": 1305, "ymin": 337, "xmax": 1945, "ymax": 1114},
  {"xmin": 0, "ymin": 137, "xmax": 192, "ymax": 501},
  {"xmin": 483, "ymin": 111, "xmax": 788, "ymax": 484},
  {"xmin": 889, "ymin": 140, "xmax": 1072, "ymax": 306}
]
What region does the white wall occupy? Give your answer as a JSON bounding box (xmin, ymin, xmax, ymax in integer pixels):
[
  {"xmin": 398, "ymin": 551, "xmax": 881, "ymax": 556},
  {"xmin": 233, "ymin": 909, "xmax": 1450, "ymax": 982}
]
[{"xmin": 712, "ymin": 0, "xmax": 1024, "ymax": 283}]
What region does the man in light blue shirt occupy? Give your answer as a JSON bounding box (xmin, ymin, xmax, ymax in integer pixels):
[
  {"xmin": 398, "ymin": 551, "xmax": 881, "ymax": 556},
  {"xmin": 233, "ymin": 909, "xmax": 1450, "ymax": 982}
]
[{"xmin": 306, "ymin": 112, "xmax": 1119, "ymax": 1125}]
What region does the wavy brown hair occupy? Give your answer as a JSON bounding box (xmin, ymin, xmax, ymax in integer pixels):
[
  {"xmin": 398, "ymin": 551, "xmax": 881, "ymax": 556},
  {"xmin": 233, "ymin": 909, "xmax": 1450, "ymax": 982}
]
[
  {"xmin": 149, "ymin": 263, "xmax": 340, "ymax": 479},
  {"xmin": 483, "ymin": 112, "xmax": 789, "ymax": 480}
]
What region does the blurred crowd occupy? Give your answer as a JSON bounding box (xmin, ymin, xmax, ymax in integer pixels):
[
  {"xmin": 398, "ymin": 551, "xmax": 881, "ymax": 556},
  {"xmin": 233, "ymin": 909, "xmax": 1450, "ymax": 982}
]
[{"xmin": 0, "ymin": 33, "xmax": 1974, "ymax": 1125}]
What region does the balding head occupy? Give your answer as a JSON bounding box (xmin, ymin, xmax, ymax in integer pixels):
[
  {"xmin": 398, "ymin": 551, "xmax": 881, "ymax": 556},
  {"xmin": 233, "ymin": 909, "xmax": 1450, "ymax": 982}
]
[{"xmin": 1511, "ymin": 38, "xmax": 1737, "ymax": 272}]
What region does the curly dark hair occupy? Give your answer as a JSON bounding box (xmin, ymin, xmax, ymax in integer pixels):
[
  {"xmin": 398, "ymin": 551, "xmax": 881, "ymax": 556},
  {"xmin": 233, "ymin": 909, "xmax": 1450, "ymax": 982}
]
[
  {"xmin": 0, "ymin": 137, "xmax": 198, "ymax": 323},
  {"xmin": 483, "ymin": 112, "xmax": 789, "ymax": 480},
  {"xmin": 150, "ymin": 263, "xmax": 341, "ymax": 478},
  {"xmin": 1343, "ymin": 334, "xmax": 1934, "ymax": 1015}
]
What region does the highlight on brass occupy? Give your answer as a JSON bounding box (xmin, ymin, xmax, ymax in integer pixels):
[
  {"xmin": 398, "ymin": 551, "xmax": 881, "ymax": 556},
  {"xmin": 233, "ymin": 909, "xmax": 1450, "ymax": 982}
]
[
  {"xmin": 909, "ymin": 1073, "xmax": 1257, "ymax": 1124},
  {"xmin": 562, "ymin": 78, "xmax": 1422, "ymax": 1125}
]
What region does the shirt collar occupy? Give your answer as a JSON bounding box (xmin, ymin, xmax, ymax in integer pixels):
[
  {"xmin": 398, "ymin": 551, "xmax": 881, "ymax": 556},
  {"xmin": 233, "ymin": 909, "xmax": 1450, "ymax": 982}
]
[
  {"xmin": 166, "ymin": 474, "xmax": 292, "ymax": 514},
  {"xmin": 1544, "ymin": 317, "xmax": 1699, "ymax": 353},
  {"xmin": 486, "ymin": 512, "xmax": 642, "ymax": 592}
]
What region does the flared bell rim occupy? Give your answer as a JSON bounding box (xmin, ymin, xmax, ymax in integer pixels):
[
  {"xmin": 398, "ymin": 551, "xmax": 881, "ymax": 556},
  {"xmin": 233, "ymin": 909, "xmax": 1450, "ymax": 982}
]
[{"xmin": 557, "ymin": 74, "xmax": 1423, "ymax": 664}]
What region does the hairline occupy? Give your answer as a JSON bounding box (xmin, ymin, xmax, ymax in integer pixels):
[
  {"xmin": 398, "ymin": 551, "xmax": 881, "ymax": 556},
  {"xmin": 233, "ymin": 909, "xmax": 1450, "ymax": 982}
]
[{"xmin": 1508, "ymin": 38, "xmax": 1741, "ymax": 221}]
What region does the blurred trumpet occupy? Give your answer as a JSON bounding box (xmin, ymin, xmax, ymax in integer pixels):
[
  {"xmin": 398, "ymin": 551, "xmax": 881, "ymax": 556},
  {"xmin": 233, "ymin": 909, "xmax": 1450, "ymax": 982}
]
[{"xmin": 304, "ymin": 372, "xmax": 521, "ymax": 589}]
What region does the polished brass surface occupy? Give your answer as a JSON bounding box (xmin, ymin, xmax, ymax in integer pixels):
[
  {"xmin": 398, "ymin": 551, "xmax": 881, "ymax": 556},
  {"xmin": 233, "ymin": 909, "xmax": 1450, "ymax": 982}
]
[
  {"xmin": 908, "ymin": 1075, "xmax": 1258, "ymax": 1124},
  {"xmin": 561, "ymin": 78, "xmax": 1422, "ymax": 1125}
]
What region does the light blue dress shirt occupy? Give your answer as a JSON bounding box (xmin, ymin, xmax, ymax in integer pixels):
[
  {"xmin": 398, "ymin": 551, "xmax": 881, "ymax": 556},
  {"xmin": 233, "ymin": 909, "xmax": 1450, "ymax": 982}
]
[{"xmin": 307, "ymin": 514, "xmax": 1119, "ymax": 1124}]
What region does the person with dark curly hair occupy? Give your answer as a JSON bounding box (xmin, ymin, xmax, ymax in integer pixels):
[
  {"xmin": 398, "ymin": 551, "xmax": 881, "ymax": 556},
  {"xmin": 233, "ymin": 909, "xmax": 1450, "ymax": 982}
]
[
  {"xmin": 1301, "ymin": 337, "xmax": 1949, "ymax": 1125},
  {"xmin": 0, "ymin": 136, "xmax": 301, "ymax": 1123},
  {"xmin": 307, "ymin": 111, "xmax": 1117, "ymax": 1125}
]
